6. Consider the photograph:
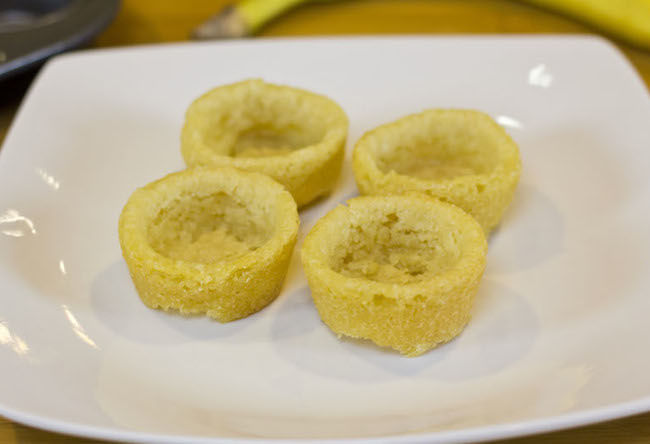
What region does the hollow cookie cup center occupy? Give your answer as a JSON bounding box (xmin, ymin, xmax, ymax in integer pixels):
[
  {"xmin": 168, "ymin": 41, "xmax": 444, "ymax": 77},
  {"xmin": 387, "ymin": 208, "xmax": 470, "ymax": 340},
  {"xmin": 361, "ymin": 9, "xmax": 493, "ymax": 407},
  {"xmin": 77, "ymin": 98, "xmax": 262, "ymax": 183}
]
[
  {"xmin": 330, "ymin": 211, "xmax": 462, "ymax": 285},
  {"xmin": 147, "ymin": 191, "xmax": 272, "ymax": 264}
]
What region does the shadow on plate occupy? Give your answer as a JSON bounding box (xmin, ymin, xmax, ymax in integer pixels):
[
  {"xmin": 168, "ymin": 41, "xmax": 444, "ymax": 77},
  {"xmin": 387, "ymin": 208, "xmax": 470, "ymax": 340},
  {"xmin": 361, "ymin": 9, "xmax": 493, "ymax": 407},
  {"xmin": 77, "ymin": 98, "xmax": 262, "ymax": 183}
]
[
  {"xmin": 487, "ymin": 182, "xmax": 565, "ymax": 274},
  {"xmin": 89, "ymin": 260, "xmax": 254, "ymax": 345},
  {"xmin": 270, "ymin": 278, "xmax": 539, "ymax": 383}
]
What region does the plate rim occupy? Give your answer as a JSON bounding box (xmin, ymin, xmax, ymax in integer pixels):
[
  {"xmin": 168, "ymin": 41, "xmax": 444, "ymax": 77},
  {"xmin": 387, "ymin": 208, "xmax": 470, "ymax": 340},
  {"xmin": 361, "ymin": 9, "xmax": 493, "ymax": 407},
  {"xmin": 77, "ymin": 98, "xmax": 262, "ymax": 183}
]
[{"xmin": 1, "ymin": 395, "xmax": 649, "ymax": 443}]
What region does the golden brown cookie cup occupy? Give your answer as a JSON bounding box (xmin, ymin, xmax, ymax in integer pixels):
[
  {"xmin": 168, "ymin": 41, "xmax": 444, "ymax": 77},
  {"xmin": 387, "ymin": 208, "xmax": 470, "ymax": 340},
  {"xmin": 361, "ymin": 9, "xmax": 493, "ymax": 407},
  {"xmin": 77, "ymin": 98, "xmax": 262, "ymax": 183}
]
[
  {"xmin": 181, "ymin": 79, "xmax": 348, "ymax": 207},
  {"xmin": 353, "ymin": 109, "xmax": 521, "ymax": 232},
  {"xmin": 118, "ymin": 167, "xmax": 299, "ymax": 322},
  {"xmin": 301, "ymin": 194, "xmax": 487, "ymax": 356}
]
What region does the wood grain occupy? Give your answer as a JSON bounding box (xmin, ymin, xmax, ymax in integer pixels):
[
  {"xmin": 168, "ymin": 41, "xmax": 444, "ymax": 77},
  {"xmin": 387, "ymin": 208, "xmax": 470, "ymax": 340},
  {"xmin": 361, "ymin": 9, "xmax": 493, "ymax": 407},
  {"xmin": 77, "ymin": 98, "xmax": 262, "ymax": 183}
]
[{"xmin": 1, "ymin": 0, "xmax": 649, "ymax": 443}]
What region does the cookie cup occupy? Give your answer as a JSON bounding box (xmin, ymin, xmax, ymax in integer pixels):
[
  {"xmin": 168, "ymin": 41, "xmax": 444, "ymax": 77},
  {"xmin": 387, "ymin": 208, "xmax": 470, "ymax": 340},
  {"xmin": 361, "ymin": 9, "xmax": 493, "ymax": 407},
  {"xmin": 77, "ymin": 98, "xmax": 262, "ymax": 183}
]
[
  {"xmin": 182, "ymin": 79, "xmax": 348, "ymax": 207},
  {"xmin": 119, "ymin": 167, "xmax": 299, "ymax": 322},
  {"xmin": 301, "ymin": 194, "xmax": 487, "ymax": 356},
  {"xmin": 353, "ymin": 109, "xmax": 521, "ymax": 232}
]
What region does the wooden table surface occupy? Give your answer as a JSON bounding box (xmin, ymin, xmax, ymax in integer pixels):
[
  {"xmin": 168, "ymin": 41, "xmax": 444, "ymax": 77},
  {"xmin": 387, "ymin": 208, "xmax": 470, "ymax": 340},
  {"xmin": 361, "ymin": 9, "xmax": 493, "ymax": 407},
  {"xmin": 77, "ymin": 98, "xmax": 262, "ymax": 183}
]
[{"xmin": 1, "ymin": 0, "xmax": 649, "ymax": 443}]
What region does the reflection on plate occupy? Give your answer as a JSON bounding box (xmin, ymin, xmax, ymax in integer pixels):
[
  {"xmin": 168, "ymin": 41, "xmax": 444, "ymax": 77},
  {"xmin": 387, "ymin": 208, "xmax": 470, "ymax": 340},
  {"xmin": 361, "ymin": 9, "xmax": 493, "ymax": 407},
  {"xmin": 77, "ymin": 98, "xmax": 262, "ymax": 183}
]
[{"xmin": 0, "ymin": 37, "xmax": 649, "ymax": 443}]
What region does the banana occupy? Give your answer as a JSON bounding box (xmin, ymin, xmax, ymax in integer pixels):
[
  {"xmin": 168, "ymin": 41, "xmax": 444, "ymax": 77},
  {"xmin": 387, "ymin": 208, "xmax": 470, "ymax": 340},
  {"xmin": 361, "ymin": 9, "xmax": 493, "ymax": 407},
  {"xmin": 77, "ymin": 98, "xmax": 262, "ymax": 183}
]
[
  {"xmin": 239, "ymin": 0, "xmax": 310, "ymax": 34},
  {"xmin": 521, "ymin": 0, "xmax": 650, "ymax": 49},
  {"xmin": 192, "ymin": 0, "xmax": 313, "ymax": 39},
  {"xmin": 193, "ymin": 0, "xmax": 650, "ymax": 50}
]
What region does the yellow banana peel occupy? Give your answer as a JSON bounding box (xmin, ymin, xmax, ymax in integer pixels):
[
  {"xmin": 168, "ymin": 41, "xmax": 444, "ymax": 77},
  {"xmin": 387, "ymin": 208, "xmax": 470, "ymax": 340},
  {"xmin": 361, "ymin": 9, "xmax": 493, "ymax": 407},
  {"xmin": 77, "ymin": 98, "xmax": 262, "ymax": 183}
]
[
  {"xmin": 521, "ymin": 0, "xmax": 650, "ymax": 49},
  {"xmin": 193, "ymin": 0, "xmax": 650, "ymax": 51},
  {"xmin": 192, "ymin": 0, "xmax": 320, "ymax": 39},
  {"xmin": 238, "ymin": 0, "xmax": 308, "ymax": 33}
]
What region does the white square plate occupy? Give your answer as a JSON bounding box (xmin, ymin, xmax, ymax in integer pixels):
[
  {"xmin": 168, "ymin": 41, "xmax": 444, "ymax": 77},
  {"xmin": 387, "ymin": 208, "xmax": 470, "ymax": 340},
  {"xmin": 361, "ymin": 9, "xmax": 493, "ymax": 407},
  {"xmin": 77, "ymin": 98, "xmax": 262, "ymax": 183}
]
[{"xmin": 1, "ymin": 36, "xmax": 649, "ymax": 444}]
